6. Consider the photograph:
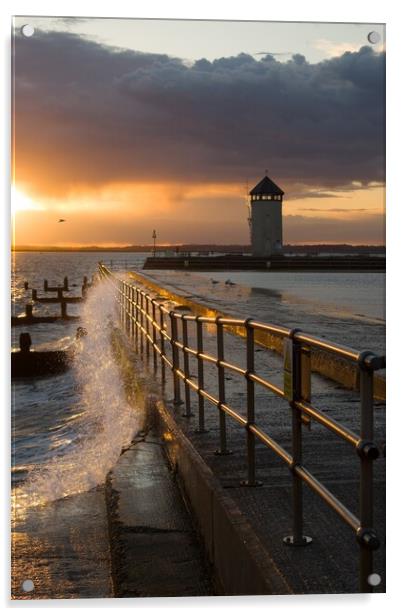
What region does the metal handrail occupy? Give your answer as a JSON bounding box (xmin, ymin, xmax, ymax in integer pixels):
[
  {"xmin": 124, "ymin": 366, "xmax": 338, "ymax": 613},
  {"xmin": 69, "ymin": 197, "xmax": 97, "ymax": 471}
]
[{"xmin": 98, "ymin": 263, "xmax": 385, "ymax": 593}]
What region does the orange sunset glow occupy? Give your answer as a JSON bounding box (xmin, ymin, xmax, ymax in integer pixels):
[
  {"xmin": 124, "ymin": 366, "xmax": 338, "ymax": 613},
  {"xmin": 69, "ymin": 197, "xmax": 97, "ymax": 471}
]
[
  {"xmin": 11, "ymin": 181, "xmax": 385, "ymax": 247},
  {"xmin": 12, "ymin": 19, "xmax": 385, "ymax": 248}
]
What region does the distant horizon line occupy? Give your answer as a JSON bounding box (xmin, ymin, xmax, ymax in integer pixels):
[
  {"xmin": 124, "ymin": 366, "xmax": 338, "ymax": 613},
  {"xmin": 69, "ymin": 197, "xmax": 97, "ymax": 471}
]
[{"xmin": 12, "ymin": 242, "xmax": 386, "ymax": 252}]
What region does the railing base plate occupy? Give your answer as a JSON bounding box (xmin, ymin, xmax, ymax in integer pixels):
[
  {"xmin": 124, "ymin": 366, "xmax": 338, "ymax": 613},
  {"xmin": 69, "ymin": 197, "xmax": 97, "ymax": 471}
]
[
  {"xmin": 240, "ymin": 480, "xmax": 263, "ymax": 487},
  {"xmin": 283, "ymin": 535, "xmax": 312, "ymax": 547}
]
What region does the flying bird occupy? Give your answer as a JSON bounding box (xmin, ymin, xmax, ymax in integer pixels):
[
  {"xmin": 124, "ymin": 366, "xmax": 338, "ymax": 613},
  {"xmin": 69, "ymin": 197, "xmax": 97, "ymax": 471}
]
[
  {"xmin": 58, "ymin": 219, "xmax": 66, "ymax": 223},
  {"xmin": 255, "ymin": 51, "xmax": 292, "ymax": 56}
]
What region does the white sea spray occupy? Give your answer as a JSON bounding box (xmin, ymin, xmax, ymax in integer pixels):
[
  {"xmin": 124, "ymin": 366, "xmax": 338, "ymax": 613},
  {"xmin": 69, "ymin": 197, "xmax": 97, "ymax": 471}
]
[{"xmin": 15, "ymin": 279, "xmax": 139, "ymax": 508}]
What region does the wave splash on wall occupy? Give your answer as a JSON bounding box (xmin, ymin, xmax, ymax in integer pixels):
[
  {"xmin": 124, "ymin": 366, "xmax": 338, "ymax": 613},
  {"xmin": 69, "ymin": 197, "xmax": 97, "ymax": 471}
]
[{"xmin": 14, "ymin": 279, "xmax": 139, "ymax": 510}]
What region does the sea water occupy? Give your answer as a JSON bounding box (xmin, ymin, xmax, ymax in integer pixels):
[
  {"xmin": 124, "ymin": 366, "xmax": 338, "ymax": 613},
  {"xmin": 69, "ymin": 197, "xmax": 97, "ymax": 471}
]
[{"xmin": 12, "ymin": 252, "xmax": 144, "ymax": 501}]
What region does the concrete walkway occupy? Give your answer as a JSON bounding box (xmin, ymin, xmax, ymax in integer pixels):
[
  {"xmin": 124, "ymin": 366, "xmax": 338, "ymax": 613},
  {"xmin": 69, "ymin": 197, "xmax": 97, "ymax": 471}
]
[{"xmin": 106, "ymin": 430, "xmax": 213, "ymax": 597}]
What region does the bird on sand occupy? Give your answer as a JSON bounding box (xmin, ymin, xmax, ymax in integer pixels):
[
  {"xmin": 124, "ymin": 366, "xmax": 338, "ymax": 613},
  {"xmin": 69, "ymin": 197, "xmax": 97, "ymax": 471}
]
[
  {"xmin": 211, "ymin": 279, "xmax": 219, "ymax": 284},
  {"xmin": 58, "ymin": 219, "xmax": 66, "ymax": 223},
  {"xmin": 225, "ymin": 279, "xmax": 236, "ymax": 286}
]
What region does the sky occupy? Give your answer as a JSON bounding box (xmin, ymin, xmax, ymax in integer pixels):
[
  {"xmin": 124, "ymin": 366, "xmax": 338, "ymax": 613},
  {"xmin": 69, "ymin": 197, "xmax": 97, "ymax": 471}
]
[{"xmin": 12, "ymin": 17, "xmax": 385, "ymax": 246}]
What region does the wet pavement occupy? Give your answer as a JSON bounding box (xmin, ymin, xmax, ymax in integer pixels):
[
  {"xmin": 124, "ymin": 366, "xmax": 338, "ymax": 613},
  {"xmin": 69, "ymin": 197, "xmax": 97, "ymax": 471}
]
[
  {"xmin": 11, "ymin": 486, "xmax": 113, "ymax": 600},
  {"xmin": 106, "ymin": 432, "xmax": 213, "ymax": 597}
]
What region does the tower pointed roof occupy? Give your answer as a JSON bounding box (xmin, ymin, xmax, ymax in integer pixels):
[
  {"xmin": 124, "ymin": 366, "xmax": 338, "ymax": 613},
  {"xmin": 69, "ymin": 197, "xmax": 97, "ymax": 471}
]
[{"xmin": 249, "ymin": 175, "xmax": 284, "ymax": 196}]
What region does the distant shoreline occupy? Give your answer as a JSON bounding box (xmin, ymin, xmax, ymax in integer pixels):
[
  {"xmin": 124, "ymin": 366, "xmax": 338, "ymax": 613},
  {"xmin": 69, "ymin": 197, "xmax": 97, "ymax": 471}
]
[{"xmin": 12, "ymin": 244, "xmax": 385, "ymax": 254}]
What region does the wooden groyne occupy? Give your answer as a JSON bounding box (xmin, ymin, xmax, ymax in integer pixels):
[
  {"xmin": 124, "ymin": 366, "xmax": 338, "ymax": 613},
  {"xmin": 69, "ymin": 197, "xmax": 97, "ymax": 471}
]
[
  {"xmin": 11, "ymin": 274, "xmax": 92, "ymax": 374},
  {"xmin": 44, "ymin": 276, "xmax": 69, "ymax": 292},
  {"xmin": 11, "ymin": 332, "xmax": 78, "ymax": 378},
  {"xmin": 12, "ymin": 276, "xmax": 91, "ymax": 326},
  {"xmin": 143, "ymin": 255, "xmax": 385, "ymax": 272}
]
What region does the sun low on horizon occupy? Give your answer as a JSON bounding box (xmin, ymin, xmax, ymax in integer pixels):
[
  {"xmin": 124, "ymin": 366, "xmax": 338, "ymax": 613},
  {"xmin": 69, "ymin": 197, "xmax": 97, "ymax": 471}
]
[{"xmin": 11, "ymin": 186, "xmax": 45, "ymax": 216}]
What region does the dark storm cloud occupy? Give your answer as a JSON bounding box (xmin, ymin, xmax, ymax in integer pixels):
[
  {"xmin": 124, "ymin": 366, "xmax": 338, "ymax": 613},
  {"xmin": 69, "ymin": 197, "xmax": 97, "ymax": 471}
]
[{"xmin": 14, "ymin": 31, "xmax": 385, "ymax": 196}]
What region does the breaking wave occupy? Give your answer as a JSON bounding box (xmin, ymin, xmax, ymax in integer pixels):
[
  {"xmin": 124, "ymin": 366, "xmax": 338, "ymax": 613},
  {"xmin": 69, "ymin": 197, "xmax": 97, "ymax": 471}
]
[{"xmin": 14, "ymin": 279, "xmax": 139, "ymax": 509}]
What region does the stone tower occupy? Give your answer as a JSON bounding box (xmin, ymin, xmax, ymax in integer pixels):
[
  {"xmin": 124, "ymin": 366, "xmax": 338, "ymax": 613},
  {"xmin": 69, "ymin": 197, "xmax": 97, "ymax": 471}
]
[{"xmin": 249, "ymin": 174, "xmax": 284, "ymax": 257}]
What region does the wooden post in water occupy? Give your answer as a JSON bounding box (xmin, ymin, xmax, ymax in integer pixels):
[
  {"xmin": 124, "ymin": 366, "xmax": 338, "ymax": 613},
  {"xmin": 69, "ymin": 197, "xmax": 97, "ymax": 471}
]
[
  {"xmin": 82, "ymin": 276, "xmax": 89, "ymax": 298},
  {"xmin": 32, "ymin": 289, "xmax": 37, "ymax": 301},
  {"xmin": 63, "ymin": 276, "xmax": 69, "ymax": 291},
  {"xmin": 61, "ymin": 301, "xmax": 67, "ymax": 319},
  {"xmin": 19, "ymin": 332, "xmax": 32, "ymax": 352},
  {"xmin": 25, "ymin": 304, "xmax": 33, "ymax": 319},
  {"xmin": 44, "ymin": 279, "xmax": 48, "ymax": 292}
]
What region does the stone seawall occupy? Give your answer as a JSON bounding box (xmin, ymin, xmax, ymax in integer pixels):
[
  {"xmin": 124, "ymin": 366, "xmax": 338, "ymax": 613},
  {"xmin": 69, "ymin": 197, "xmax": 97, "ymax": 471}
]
[{"xmin": 143, "ymin": 255, "xmax": 385, "ymax": 272}]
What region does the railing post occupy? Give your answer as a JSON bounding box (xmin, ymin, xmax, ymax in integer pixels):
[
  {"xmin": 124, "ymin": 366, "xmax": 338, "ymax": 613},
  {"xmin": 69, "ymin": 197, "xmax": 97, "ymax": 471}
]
[
  {"xmin": 123, "ymin": 282, "xmax": 126, "ymax": 332},
  {"xmin": 284, "ymin": 331, "xmax": 312, "ymax": 547},
  {"xmin": 241, "ymin": 320, "xmax": 262, "ymax": 486},
  {"xmin": 130, "ymin": 286, "xmax": 135, "ymax": 340},
  {"xmin": 117, "ymin": 281, "xmax": 120, "ymax": 324},
  {"xmin": 120, "ymin": 281, "xmax": 124, "ymax": 326},
  {"xmin": 195, "ymin": 317, "xmax": 207, "ymax": 433},
  {"xmin": 182, "ymin": 317, "xmax": 193, "ymax": 417},
  {"xmin": 140, "ymin": 292, "xmax": 144, "ymax": 355},
  {"xmin": 145, "ymin": 295, "xmax": 150, "ymax": 360},
  {"xmin": 134, "ymin": 288, "xmax": 139, "ymax": 352},
  {"xmin": 123, "ymin": 282, "xmax": 127, "ymax": 331},
  {"xmin": 300, "ymin": 346, "xmax": 311, "ymax": 404},
  {"xmin": 357, "ymin": 353, "xmax": 380, "ymax": 592},
  {"xmin": 170, "ymin": 311, "xmax": 183, "ymax": 405},
  {"xmin": 125, "ymin": 283, "xmax": 130, "ymax": 335},
  {"xmin": 159, "ymin": 305, "xmax": 166, "ymax": 384},
  {"xmin": 151, "ymin": 299, "xmax": 158, "ymax": 374},
  {"xmin": 215, "ymin": 317, "xmax": 232, "ymax": 455}
]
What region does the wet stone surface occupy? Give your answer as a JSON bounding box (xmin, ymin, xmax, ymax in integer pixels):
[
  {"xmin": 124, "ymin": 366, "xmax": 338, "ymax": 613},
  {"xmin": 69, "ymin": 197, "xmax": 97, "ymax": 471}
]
[
  {"xmin": 11, "ymin": 486, "xmax": 113, "ymax": 600},
  {"xmin": 106, "ymin": 435, "xmax": 213, "ymax": 597}
]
